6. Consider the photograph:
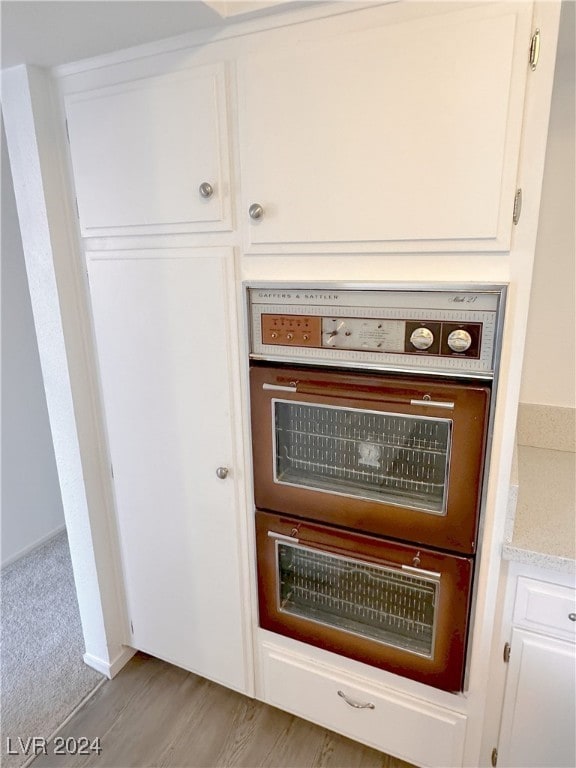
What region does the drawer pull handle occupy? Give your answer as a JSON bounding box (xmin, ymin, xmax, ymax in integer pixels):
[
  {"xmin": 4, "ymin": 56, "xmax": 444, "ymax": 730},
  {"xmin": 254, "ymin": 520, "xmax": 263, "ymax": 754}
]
[
  {"xmin": 337, "ymin": 690, "xmax": 375, "ymax": 710},
  {"xmin": 569, "ymin": 613, "xmax": 576, "ymax": 622}
]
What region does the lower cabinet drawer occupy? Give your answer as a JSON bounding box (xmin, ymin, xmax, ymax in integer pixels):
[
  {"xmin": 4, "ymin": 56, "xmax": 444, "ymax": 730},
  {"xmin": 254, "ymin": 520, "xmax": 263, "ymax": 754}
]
[
  {"xmin": 513, "ymin": 577, "xmax": 576, "ymax": 640},
  {"xmin": 260, "ymin": 643, "xmax": 467, "ymax": 768}
]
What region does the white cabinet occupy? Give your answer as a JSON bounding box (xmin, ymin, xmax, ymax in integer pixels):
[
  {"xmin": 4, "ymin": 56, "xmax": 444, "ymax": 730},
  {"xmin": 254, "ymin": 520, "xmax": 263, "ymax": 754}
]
[
  {"xmin": 86, "ymin": 248, "xmax": 249, "ymax": 693},
  {"xmin": 260, "ymin": 642, "xmax": 467, "ymax": 768},
  {"xmin": 237, "ymin": 2, "xmax": 533, "ymax": 254},
  {"xmin": 498, "ymin": 577, "xmax": 576, "ymax": 768},
  {"xmin": 65, "ymin": 64, "xmax": 231, "ymax": 236}
]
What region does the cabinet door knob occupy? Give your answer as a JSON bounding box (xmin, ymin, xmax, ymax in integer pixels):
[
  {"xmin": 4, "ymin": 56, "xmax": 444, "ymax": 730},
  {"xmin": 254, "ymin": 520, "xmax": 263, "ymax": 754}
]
[
  {"xmin": 199, "ymin": 182, "xmax": 214, "ymax": 199},
  {"xmin": 249, "ymin": 203, "xmax": 264, "ymax": 220},
  {"xmin": 216, "ymin": 466, "xmax": 229, "ymax": 480},
  {"xmin": 569, "ymin": 613, "xmax": 576, "ymax": 622}
]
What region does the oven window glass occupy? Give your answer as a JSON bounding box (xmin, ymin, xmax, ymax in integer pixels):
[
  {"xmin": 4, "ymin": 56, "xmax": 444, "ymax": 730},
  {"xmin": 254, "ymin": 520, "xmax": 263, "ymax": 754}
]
[
  {"xmin": 273, "ymin": 400, "xmax": 451, "ymax": 514},
  {"xmin": 277, "ymin": 542, "xmax": 438, "ymax": 657}
]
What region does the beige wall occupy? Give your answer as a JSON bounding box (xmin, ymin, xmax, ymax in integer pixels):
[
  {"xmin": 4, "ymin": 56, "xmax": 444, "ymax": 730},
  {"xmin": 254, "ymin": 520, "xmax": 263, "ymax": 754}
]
[{"xmin": 520, "ymin": 1, "xmax": 575, "ymax": 408}]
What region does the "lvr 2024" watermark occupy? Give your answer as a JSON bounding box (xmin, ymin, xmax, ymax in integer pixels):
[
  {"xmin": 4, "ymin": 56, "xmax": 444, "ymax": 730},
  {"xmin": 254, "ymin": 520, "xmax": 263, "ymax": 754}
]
[{"xmin": 6, "ymin": 736, "xmax": 102, "ymax": 757}]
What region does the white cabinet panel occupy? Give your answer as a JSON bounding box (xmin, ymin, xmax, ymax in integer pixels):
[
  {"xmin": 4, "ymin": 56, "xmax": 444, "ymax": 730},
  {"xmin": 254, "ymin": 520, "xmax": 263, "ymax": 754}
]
[
  {"xmin": 66, "ymin": 65, "xmax": 231, "ymax": 236},
  {"xmin": 238, "ymin": 3, "xmax": 532, "ymax": 253},
  {"xmin": 513, "ymin": 576, "xmax": 576, "ymax": 641},
  {"xmin": 498, "ymin": 628, "xmax": 576, "ymax": 768},
  {"xmin": 261, "ymin": 643, "xmax": 467, "ymax": 768},
  {"xmin": 87, "ymin": 249, "xmax": 248, "ymax": 693}
]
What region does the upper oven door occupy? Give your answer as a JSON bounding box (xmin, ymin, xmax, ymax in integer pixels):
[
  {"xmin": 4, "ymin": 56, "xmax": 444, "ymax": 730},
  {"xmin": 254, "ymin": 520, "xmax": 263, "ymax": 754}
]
[{"xmin": 250, "ymin": 364, "xmax": 490, "ymax": 554}]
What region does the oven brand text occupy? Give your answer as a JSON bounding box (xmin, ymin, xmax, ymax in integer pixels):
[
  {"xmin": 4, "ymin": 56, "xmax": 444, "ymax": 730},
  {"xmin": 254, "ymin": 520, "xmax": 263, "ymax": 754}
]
[{"xmin": 257, "ymin": 292, "xmax": 339, "ymax": 301}]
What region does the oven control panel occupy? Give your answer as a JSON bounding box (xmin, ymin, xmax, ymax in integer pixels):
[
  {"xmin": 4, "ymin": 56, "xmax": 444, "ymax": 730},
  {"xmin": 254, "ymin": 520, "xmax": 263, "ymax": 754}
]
[
  {"xmin": 262, "ymin": 314, "xmax": 482, "ymax": 359},
  {"xmin": 248, "ymin": 284, "xmax": 506, "ymax": 378}
]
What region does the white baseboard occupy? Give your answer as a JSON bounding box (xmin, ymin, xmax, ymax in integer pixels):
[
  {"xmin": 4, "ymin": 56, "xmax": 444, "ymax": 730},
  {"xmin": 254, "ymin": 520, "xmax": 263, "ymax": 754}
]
[
  {"xmin": 84, "ymin": 645, "xmax": 137, "ymax": 679},
  {"xmin": 1, "ymin": 524, "xmax": 67, "ymax": 569}
]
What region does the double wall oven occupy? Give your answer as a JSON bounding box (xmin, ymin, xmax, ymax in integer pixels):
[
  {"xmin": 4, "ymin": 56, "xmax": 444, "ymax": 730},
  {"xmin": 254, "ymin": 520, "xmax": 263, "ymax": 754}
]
[{"xmin": 247, "ymin": 284, "xmax": 505, "ymax": 693}]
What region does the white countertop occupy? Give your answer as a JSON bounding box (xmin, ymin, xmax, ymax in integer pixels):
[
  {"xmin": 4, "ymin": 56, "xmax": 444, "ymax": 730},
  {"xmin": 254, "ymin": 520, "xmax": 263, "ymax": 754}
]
[
  {"xmin": 502, "ymin": 404, "xmax": 576, "ymax": 575},
  {"xmin": 503, "ymin": 445, "xmax": 576, "ymax": 573}
]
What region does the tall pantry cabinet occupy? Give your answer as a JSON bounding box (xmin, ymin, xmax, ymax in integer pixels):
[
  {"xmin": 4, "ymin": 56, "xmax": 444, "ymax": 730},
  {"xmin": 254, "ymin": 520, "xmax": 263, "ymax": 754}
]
[
  {"xmin": 64, "ymin": 61, "xmax": 250, "ymax": 692},
  {"xmin": 85, "ymin": 249, "xmax": 248, "ymax": 693},
  {"xmin": 56, "ymin": 1, "xmax": 560, "ymax": 765}
]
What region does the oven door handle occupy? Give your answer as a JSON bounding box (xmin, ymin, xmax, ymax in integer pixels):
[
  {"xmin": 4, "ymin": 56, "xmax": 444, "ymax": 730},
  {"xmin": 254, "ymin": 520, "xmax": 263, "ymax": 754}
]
[
  {"xmin": 267, "ymin": 531, "xmax": 300, "ymax": 544},
  {"xmin": 262, "ymin": 383, "xmax": 299, "ymax": 393},
  {"xmin": 410, "ymin": 398, "xmax": 455, "ymax": 410},
  {"xmin": 402, "ymin": 564, "xmax": 441, "ymax": 579}
]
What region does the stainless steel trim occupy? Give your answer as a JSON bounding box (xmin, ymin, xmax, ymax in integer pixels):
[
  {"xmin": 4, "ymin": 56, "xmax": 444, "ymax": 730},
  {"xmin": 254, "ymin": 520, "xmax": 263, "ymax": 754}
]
[
  {"xmin": 462, "ymin": 284, "xmax": 507, "ymax": 692},
  {"xmin": 410, "ymin": 399, "xmax": 455, "ymax": 410},
  {"xmin": 251, "ymin": 353, "xmax": 494, "ymax": 380},
  {"xmin": 245, "ymin": 279, "xmax": 508, "ymax": 294},
  {"xmin": 263, "ymin": 383, "xmax": 298, "ymax": 392},
  {"xmin": 337, "ymin": 690, "xmax": 376, "ymax": 710}
]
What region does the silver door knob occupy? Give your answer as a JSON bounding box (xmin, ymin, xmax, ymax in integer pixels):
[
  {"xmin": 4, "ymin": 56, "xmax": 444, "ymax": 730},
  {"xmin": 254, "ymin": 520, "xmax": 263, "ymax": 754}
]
[
  {"xmin": 249, "ymin": 203, "xmax": 264, "ymax": 220},
  {"xmin": 199, "ymin": 182, "xmax": 214, "ymax": 199},
  {"xmin": 216, "ymin": 467, "xmax": 229, "ymax": 480}
]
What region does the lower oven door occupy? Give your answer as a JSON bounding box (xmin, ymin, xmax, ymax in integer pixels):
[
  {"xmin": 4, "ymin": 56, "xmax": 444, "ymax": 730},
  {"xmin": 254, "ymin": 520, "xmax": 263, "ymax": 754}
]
[
  {"xmin": 256, "ymin": 510, "xmax": 473, "ymax": 693},
  {"xmin": 250, "ymin": 364, "xmax": 490, "ymax": 554}
]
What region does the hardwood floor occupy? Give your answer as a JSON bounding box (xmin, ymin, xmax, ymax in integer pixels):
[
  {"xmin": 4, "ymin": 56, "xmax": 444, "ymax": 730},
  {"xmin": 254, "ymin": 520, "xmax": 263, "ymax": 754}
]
[{"xmin": 31, "ymin": 653, "xmax": 415, "ymax": 768}]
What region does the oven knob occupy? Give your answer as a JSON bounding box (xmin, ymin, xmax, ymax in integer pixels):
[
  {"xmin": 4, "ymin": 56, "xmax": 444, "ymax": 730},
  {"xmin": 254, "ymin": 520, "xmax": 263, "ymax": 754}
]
[
  {"xmin": 447, "ymin": 329, "xmax": 472, "ymax": 352},
  {"xmin": 410, "ymin": 327, "xmax": 434, "ymax": 350}
]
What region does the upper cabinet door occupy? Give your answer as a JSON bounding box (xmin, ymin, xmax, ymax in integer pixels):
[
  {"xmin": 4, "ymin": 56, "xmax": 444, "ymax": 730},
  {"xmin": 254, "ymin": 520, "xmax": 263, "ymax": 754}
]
[
  {"xmin": 65, "ymin": 63, "xmax": 231, "ymax": 237},
  {"xmin": 237, "ymin": 3, "xmax": 533, "ymax": 254}
]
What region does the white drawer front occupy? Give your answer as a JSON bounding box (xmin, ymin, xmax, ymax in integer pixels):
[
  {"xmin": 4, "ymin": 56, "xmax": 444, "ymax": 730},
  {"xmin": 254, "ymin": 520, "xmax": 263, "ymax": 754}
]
[
  {"xmin": 261, "ymin": 644, "xmax": 466, "ymax": 768},
  {"xmin": 514, "ymin": 577, "xmax": 576, "ymax": 641}
]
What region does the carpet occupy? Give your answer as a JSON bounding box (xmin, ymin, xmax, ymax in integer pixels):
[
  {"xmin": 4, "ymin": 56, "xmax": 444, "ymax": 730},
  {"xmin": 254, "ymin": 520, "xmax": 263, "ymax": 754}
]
[{"xmin": 1, "ymin": 531, "xmax": 104, "ymax": 768}]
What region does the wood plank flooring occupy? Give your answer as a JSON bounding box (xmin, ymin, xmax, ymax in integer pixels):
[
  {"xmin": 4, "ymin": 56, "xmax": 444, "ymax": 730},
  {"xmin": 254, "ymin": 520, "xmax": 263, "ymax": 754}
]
[{"xmin": 31, "ymin": 653, "xmax": 416, "ymax": 768}]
